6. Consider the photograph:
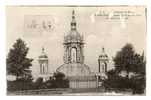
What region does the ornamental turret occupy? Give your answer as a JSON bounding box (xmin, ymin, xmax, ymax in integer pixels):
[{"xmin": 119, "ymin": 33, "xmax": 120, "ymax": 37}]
[
  {"xmin": 38, "ymin": 47, "xmax": 48, "ymax": 74},
  {"xmin": 98, "ymin": 47, "xmax": 109, "ymax": 73},
  {"xmin": 63, "ymin": 10, "xmax": 84, "ymax": 64}
]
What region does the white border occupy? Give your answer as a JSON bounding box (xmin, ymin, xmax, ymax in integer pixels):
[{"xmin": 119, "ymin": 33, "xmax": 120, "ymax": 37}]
[
  {"xmin": 0, "ymin": 0, "xmax": 150, "ymax": 99},
  {"xmin": 4, "ymin": 0, "xmax": 147, "ymax": 5}
]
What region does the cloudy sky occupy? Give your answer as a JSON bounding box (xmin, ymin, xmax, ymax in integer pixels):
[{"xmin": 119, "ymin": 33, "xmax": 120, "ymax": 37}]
[{"xmin": 6, "ymin": 6, "xmax": 146, "ymax": 77}]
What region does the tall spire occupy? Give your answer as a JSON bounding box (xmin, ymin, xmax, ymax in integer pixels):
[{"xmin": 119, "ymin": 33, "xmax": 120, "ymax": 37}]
[
  {"xmin": 102, "ymin": 47, "xmax": 105, "ymax": 53},
  {"xmin": 72, "ymin": 10, "xmax": 75, "ymax": 20},
  {"xmin": 42, "ymin": 47, "xmax": 45, "ymax": 53},
  {"xmin": 142, "ymin": 50, "xmax": 145, "ymax": 61},
  {"xmin": 71, "ymin": 10, "xmax": 76, "ymax": 30},
  {"xmin": 41, "ymin": 47, "xmax": 47, "ymax": 58}
]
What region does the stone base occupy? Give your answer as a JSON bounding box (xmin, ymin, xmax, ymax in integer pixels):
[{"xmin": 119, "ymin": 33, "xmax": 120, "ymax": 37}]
[
  {"xmin": 56, "ymin": 63, "xmax": 91, "ymax": 77},
  {"xmin": 68, "ymin": 76, "xmax": 97, "ymax": 89}
]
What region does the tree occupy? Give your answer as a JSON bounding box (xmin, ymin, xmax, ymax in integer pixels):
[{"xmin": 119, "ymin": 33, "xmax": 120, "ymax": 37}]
[
  {"xmin": 33, "ymin": 77, "xmax": 46, "ymax": 89},
  {"xmin": 109, "ymin": 43, "xmax": 146, "ymax": 94},
  {"xmin": 51, "ymin": 72, "xmax": 69, "ymax": 88},
  {"xmin": 114, "ymin": 43, "xmax": 142, "ymax": 77},
  {"xmin": 7, "ymin": 38, "xmax": 33, "ymax": 80},
  {"xmin": 103, "ymin": 69, "xmax": 131, "ymax": 90},
  {"xmin": 130, "ymin": 52, "xmax": 146, "ymax": 94},
  {"xmin": 53, "ymin": 71, "xmax": 65, "ymax": 81}
]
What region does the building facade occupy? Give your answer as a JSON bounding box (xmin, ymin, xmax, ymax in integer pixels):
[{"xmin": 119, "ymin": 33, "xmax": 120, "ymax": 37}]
[
  {"xmin": 97, "ymin": 47, "xmax": 109, "ymax": 85},
  {"xmin": 57, "ymin": 10, "xmax": 91, "ymax": 77},
  {"xmin": 98, "ymin": 47, "xmax": 109, "ymax": 74},
  {"xmin": 38, "ymin": 48, "xmax": 49, "ymax": 75},
  {"xmin": 57, "ymin": 10, "xmax": 97, "ymax": 88}
]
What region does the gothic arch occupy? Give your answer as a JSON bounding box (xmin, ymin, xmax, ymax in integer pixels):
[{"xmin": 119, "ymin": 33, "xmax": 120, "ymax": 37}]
[
  {"xmin": 102, "ymin": 62, "xmax": 107, "ymax": 73},
  {"xmin": 71, "ymin": 47, "xmax": 77, "ymax": 63}
]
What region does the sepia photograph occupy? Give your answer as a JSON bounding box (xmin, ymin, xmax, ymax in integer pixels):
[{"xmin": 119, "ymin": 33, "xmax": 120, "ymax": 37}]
[{"xmin": 6, "ymin": 6, "xmax": 146, "ymax": 95}]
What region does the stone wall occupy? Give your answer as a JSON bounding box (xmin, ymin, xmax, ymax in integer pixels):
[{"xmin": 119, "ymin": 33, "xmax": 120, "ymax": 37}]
[{"xmin": 68, "ymin": 76, "xmax": 97, "ymax": 88}]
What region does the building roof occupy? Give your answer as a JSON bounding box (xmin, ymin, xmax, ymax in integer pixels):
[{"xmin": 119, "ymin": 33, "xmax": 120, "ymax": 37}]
[
  {"xmin": 64, "ymin": 10, "xmax": 83, "ymax": 44},
  {"xmin": 64, "ymin": 30, "xmax": 83, "ymax": 43},
  {"xmin": 56, "ymin": 63, "xmax": 91, "ymax": 77},
  {"xmin": 39, "ymin": 47, "xmax": 48, "ymax": 59},
  {"xmin": 99, "ymin": 47, "xmax": 108, "ymax": 61}
]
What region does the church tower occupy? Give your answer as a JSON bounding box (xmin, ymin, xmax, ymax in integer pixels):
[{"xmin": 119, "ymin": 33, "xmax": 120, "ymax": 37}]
[
  {"xmin": 57, "ymin": 10, "xmax": 91, "ymax": 77},
  {"xmin": 38, "ymin": 47, "xmax": 48, "ymax": 74},
  {"xmin": 63, "ymin": 10, "xmax": 84, "ymax": 64},
  {"xmin": 98, "ymin": 47, "xmax": 109, "ymax": 73},
  {"xmin": 56, "ymin": 10, "xmax": 97, "ymax": 89}
]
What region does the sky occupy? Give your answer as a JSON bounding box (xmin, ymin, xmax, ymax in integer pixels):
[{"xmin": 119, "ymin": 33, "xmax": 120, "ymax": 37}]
[{"xmin": 6, "ymin": 6, "xmax": 146, "ymax": 77}]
